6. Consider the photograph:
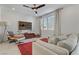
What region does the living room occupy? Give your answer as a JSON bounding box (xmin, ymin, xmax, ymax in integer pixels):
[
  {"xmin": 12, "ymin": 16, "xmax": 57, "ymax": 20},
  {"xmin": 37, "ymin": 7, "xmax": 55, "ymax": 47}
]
[{"xmin": 0, "ymin": 4, "xmax": 79, "ymax": 55}]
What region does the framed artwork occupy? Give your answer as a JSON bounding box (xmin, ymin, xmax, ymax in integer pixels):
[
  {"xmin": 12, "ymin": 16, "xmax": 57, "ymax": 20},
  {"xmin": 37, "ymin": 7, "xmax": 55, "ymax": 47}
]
[{"xmin": 18, "ymin": 21, "xmax": 32, "ymax": 30}]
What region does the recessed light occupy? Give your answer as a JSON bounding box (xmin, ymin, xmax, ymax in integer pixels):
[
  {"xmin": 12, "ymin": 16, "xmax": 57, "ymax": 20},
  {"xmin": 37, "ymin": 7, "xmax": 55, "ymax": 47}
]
[{"xmin": 12, "ymin": 8, "xmax": 15, "ymax": 11}]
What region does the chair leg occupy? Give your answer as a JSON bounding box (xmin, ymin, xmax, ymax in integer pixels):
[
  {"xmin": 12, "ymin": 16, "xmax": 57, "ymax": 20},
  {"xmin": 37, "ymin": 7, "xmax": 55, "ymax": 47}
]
[{"xmin": 16, "ymin": 41, "xmax": 23, "ymax": 44}]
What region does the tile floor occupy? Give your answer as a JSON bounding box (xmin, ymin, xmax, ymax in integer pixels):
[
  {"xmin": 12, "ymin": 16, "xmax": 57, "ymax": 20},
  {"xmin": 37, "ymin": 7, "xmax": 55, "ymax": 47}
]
[{"xmin": 0, "ymin": 41, "xmax": 20, "ymax": 55}]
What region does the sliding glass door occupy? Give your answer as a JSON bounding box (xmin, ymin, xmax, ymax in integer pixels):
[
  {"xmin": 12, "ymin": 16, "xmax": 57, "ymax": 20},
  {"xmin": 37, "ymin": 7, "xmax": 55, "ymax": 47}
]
[{"xmin": 41, "ymin": 13, "xmax": 56, "ymax": 37}]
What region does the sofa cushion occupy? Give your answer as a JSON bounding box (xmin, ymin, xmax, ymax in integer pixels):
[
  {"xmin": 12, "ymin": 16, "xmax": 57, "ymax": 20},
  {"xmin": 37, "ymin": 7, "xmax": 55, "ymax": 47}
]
[
  {"xmin": 57, "ymin": 34, "xmax": 78, "ymax": 53},
  {"xmin": 32, "ymin": 42, "xmax": 57, "ymax": 55},
  {"xmin": 57, "ymin": 35, "xmax": 67, "ymax": 40},
  {"xmin": 49, "ymin": 37, "xmax": 60, "ymax": 45},
  {"xmin": 48, "ymin": 35, "xmax": 68, "ymax": 45},
  {"xmin": 36, "ymin": 39, "xmax": 69, "ymax": 55}
]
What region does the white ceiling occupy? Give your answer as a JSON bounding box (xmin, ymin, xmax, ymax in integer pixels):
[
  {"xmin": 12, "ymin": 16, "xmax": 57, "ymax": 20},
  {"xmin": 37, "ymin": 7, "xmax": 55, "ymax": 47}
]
[{"xmin": 1, "ymin": 4, "xmax": 72, "ymax": 17}]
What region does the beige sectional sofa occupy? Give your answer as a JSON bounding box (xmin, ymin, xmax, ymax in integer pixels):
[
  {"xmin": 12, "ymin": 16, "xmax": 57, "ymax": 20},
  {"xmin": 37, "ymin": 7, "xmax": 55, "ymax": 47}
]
[{"xmin": 32, "ymin": 34, "xmax": 79, "ymax": 55}]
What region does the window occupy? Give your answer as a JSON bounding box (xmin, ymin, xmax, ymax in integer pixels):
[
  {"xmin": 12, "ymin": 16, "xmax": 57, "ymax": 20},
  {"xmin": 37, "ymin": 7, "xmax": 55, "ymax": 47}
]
[
  {"xmin": 43, "ymin": 17, "xmax": 48, "ymax": 30},
  {"xmin": 41, "ymin": 15, "xmax": 55, "ymax": 31},
  {"xmin": 47, "ymin": 16, "xmax": 55, "ymax": 30}
]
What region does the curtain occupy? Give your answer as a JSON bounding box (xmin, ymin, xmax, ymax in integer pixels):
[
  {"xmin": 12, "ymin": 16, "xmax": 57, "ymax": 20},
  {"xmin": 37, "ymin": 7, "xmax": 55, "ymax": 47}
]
[{"xmin": 54, "ymin": 8, "xmax": 63, "ymax": 36}]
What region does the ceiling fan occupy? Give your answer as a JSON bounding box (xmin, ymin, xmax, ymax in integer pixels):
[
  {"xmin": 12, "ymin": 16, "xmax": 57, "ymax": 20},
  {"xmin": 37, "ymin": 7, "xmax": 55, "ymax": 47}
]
[{"xmin": 23, "ymin": 4, "xmax": 45, "ymax": 14}]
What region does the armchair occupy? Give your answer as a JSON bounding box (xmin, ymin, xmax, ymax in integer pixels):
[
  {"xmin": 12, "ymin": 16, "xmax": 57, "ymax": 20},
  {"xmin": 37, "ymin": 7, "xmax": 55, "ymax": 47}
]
[{"xmin": 7, "ymin": 31, "xmax": 24, "ymax": 43}]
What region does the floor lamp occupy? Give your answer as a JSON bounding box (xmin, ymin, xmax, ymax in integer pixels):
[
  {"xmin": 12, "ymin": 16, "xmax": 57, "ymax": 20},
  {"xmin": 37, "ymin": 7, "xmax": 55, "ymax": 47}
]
[{"xmin": 0, "ymin": 22, "xmax": 7, "ymax": 43}]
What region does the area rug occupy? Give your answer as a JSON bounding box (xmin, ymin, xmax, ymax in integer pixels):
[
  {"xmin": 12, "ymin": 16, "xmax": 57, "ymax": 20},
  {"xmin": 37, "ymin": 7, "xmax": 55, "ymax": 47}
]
[
  {"xmin": 40, "ymin": 38, "xmax": 48, "ymax": 43},
  {"xmin": 17, "ymin": 42, "xmax": 32, "ymax": 55},
  {"xmin": 17, "ymin": 38, "xmax": 48, "ymax": 55}
]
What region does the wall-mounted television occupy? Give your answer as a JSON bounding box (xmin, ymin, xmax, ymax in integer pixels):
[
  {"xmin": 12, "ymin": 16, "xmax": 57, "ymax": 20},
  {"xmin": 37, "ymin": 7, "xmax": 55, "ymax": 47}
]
[{"xmin": 18, "ymin": 21, "xmax": 32, "ymax": 30}]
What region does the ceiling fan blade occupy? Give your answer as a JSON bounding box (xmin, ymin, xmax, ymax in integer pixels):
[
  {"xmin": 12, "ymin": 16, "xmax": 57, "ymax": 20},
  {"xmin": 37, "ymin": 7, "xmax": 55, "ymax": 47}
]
[
  {"xmin": 23, "ymin": 5, "xmax": 32, "ymax": 9},
  {"xmin": 36, "ymin": 4, "xmax": 45, "ymax": 9}
]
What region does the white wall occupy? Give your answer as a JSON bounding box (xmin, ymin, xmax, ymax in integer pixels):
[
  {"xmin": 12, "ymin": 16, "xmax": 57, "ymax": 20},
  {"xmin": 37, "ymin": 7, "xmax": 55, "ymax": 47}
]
[
  {"xmin": 61, "ymin": 5, "xmax": 79, "ymax": 34},
  {"xmin": 0, "ymin": 5, "xmax": 40, "ymax": 34},
  {"xmin": 0, "ymin": 8, "xmax": 1, "ymax": 21},
  {"xmin": 33, "ymin": 17, "xmax": 41, "ymax": 34}
]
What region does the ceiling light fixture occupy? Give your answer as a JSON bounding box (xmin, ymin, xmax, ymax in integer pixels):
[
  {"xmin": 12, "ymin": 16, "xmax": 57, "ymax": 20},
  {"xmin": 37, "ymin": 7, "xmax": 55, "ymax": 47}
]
[
  {"xmin": 23, "ymin": 4, "xmax": 45, "ymax": 14},
  {"xmin": 12, "ymin": 8, "xmax": 15, "ymax": 11}
]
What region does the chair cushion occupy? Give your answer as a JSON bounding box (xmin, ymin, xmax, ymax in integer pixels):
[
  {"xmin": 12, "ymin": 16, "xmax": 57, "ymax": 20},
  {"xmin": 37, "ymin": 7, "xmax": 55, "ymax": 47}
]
[
  {"xmin": 8, "ymin": 31, "xmax": 14, "ymax": 36},
  {"xmin": 24, "ymin": 33, "xmax": 36, "ymax": 39},
  {"xmin": 57, "ymin": 34, "xmax": 78, "ymax": 53},
  {"xmin": 36, "ymin": 39, "xmax": 69, "ymax": 55}
]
